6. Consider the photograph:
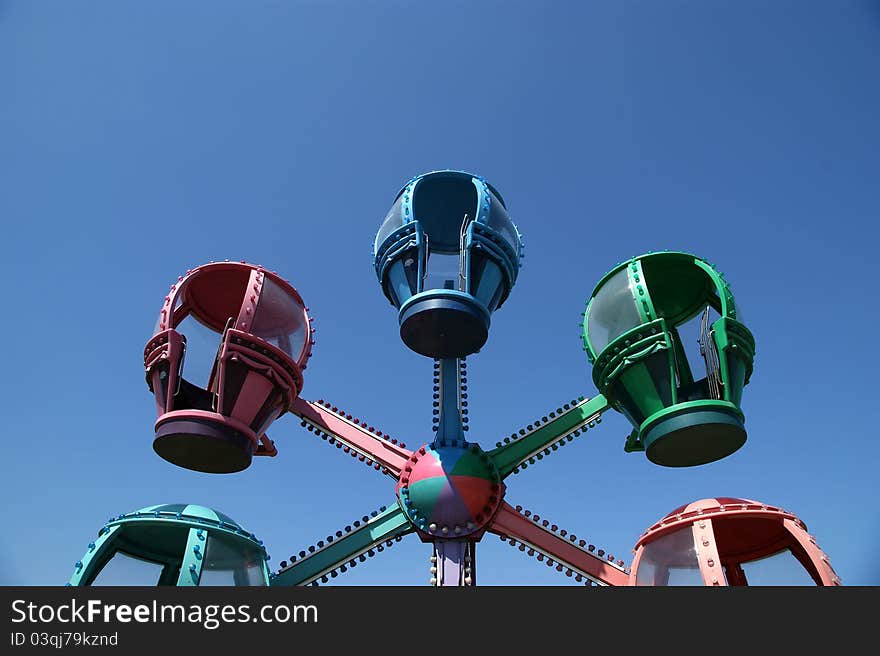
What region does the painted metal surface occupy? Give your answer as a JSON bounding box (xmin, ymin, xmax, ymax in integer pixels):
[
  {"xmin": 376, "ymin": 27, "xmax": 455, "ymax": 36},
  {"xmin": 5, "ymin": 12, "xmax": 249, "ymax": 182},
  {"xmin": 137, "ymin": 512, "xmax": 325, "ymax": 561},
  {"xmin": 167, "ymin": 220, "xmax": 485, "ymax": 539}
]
[
  {"xmin": 433, "ymin": 358, "xmax": 465, "ymax": 445},
  {"xmin": 290, "ymin": 398, "xmax": 411, "ymax": 477},
  {"xmin": 145, "ymin": 261, "xmax": 314, "ymax": 472},
  {"xmin": 693, "ymin": 518, "xmax": 724, "ymax": 586},
  {"xmin": 584, "ymin": 252, "xmax": 756, "ymax": 466},
  {"xmin": 177, "ymin": 527, "xmax": 204, "ymax": 586},
  {"xmin": 490, "ymin": 503, "xmax": 629, "ymax": 586},
  {"xmin": 373, "ymin": 170, "xmax": 523, "ymax": 358},
  {"xmin": 69, "ymin": 505, "xmax": 269, "ymax": 587},
  {"xmin": 431, "ymin": 540, "xmax": 475, "ymax": 586},
  {"xmin": 68, "ymin": 525, "xmax": 120, "ymax": 587},
  {"xmin": 90, "ymin": 171, "xmax": 841, "ymax": 587},
  {"xmin": 629, "ymin": 497, "xmax": 840, "ymax": 586},
  {"xmin": 270, "ymin": 506, "xmax": 412, "ymax": 586},
  {"xmin": 488, "ymin": 395, "xmax": 610, "ymax": 477},
  {"xmin": 397, "ymin": 442, "xmax": 504, "ymax": 541}
]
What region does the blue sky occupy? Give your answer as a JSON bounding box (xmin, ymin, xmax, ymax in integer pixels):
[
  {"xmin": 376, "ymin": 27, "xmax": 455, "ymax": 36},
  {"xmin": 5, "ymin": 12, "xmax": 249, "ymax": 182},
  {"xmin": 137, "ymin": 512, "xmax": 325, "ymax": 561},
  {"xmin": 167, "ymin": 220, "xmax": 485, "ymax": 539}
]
[{"xmin": 2, "ymin": 0, "xmax": 878, "ymax": 585}]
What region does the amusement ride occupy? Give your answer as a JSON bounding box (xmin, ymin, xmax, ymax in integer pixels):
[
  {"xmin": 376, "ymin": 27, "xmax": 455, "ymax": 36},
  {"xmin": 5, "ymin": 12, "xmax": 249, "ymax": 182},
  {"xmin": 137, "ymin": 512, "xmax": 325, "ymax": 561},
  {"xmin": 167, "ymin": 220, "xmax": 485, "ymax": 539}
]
[{"xmin": 69, "ymin": 170, "xmax": 840, "ymax": 587}]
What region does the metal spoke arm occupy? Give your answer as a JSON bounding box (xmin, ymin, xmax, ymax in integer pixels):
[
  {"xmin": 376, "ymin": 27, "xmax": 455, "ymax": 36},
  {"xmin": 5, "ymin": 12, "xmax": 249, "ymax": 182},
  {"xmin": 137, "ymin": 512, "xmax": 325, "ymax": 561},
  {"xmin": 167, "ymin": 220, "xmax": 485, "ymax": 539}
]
[
  {"xmin": 289, "ymin": 397, "xmax": 413, "ymax": 477},
  {"xmin": 488, "ymin": 395, "xmax": 611, "ymax": 478},
  {"xmin": 431, "ymin": 358, "xmax": 466, "ymax": 446},
  {"xmin": 488, "ymin": 502, "xmax": 629, "ymax": 586},
  {"xmin": 270, "ymin": 505, "xmax": 413, "ymax": 586}
]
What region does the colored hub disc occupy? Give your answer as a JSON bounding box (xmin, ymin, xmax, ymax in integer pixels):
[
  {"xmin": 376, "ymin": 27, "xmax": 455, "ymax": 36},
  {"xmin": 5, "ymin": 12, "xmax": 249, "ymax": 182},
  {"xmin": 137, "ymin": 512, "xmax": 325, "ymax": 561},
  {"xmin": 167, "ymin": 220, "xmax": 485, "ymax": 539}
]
[{"xmin": 397, "ymin": 443, "xmax": 503, "ymax": 538}]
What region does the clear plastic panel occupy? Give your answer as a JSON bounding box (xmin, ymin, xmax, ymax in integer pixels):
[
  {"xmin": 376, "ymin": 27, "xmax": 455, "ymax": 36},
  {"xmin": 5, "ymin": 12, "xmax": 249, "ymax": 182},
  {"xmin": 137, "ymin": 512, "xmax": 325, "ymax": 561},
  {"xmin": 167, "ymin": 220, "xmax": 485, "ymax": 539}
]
[
  {"xmin": 375, "ymin": 194, "xmax": 406, "ymax": 253},
  {"xmin": 740, "ymin": 549, "xmax": 816, "ymax": 585},
  {"xmin": 387, "ymin": 261, "xmax": 413, "ymax": 307},
  {"xmin": 587, "ymin": 269, "xmax": 642, "ymax": 354},
  {"xmin": 424, "ymin": 251, "xmax": 461, "ymax": 292},
  {"xmin": 470, "ymin": 251, "xmax": 505, "ymax": 311},
  {"xmin": 402, "ymin": 249, "xmax": 419, "ymax": 291},
  {"xmin": 635, "ymin": 525, "xmax": 703, "ymax": 586},
  {"xmin": 715, "ymin": 272, "xmax": 743, "ymax": 322},
  {"xmin": 254, "ymin": 406, "xmax": 282, "ymax": 439},
  {"xmin": 726, "ymin": 356, "xmax": 746, "ymax": 406},
  {"xmin": 90, "ymin": 551, "xmax": 164, "ymax": 586},
  {"xmin": 671, "ymin": 304, "xmax": 721, "ymax": 397},
  {"xmin": 486, "ymin": 192, "xmax": 519, "ymax": 252},
  {"xmin": 729, "ymin": 295, "xmax": 744, "ymax": 323},
  {"xmin": 198, "ymin": 533, "xmax": 266, "ymax": 586},
  {"xmin": 175, "ymin": 314, "xmax": 224, "ymax": 388},
  {"xmin": 251, "ymin": 278, "xmax": 307, "ymax": 362}
]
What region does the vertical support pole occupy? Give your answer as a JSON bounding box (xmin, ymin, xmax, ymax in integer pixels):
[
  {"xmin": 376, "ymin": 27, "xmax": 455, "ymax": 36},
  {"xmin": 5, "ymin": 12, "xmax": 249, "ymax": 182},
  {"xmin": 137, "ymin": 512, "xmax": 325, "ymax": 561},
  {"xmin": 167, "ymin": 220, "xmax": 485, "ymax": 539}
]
[
  {"xmin": 431, "ymin": 540, "xmax": 476, "ymax": 586},
  {"xmin": 432, "ymin": 540, "xmax": 464, "ymax": 586},
  {"xmin": 433, "ymin": 358, "xmax": 464, "ymax": 447},
  {"xmin": 176, "ymin": 527, "xmax": 206, "ymax": 586}
]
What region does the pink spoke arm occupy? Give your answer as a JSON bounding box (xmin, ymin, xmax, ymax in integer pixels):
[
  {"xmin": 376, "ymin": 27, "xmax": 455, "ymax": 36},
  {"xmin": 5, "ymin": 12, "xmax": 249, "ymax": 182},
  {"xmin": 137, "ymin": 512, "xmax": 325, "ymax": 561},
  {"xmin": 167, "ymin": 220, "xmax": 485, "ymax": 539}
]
[
  {"xmin": 288, "ymin": 397, "xmax": 412, "ymax": 478},
  {"xmin": 488, "ymin": 502, "xmax": 630, "ymax": 586}
]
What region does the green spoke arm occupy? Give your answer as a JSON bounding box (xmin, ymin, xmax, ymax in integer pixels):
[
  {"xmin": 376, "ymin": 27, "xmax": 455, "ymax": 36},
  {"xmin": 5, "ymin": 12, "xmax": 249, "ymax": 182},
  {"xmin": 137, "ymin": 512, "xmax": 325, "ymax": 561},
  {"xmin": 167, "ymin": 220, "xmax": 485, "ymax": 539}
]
[
  {"xmin": 488, "ymin": 395, "xmax": 611, "ymax": 478},
  {"xmin": 270, "ymin": 505, "xmax": 413, "ymax": 586}
]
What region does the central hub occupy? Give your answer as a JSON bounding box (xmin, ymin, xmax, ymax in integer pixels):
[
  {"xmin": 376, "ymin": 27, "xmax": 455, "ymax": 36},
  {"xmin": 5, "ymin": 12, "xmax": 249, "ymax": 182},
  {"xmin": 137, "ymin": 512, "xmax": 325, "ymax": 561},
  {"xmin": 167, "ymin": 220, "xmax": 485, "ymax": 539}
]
[{"xmin": 396, "ymin": 442, "xmax": 504, "ymax": 540}]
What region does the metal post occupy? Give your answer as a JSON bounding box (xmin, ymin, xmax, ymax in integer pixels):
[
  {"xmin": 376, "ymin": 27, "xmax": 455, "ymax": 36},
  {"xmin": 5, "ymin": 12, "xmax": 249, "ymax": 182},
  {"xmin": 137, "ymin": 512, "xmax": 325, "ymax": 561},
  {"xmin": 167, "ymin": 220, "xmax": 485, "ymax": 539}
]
[
  {"xmin": 432, "ymin": 540, "xmax": 474, "ymax": 586},
  {"xmin": 433, "ymin": 358, "xmax": 464, "ymax": 446}
]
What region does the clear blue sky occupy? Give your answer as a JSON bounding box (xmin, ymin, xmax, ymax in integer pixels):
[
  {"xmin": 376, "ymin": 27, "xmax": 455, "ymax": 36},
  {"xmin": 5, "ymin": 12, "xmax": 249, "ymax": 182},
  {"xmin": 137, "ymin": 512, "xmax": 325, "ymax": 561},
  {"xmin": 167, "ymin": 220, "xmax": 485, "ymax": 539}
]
[{"xmin": 2, "ymin": 0, "xmax": 878, "ymax": 586}]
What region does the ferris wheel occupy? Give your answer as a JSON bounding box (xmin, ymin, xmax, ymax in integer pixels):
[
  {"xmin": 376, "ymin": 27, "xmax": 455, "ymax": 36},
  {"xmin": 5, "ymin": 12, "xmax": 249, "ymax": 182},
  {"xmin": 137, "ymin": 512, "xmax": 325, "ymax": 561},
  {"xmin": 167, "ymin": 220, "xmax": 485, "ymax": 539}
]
[{"xmin": 69, "ymin": 171, "xmax": 839, "ymax": 587}]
